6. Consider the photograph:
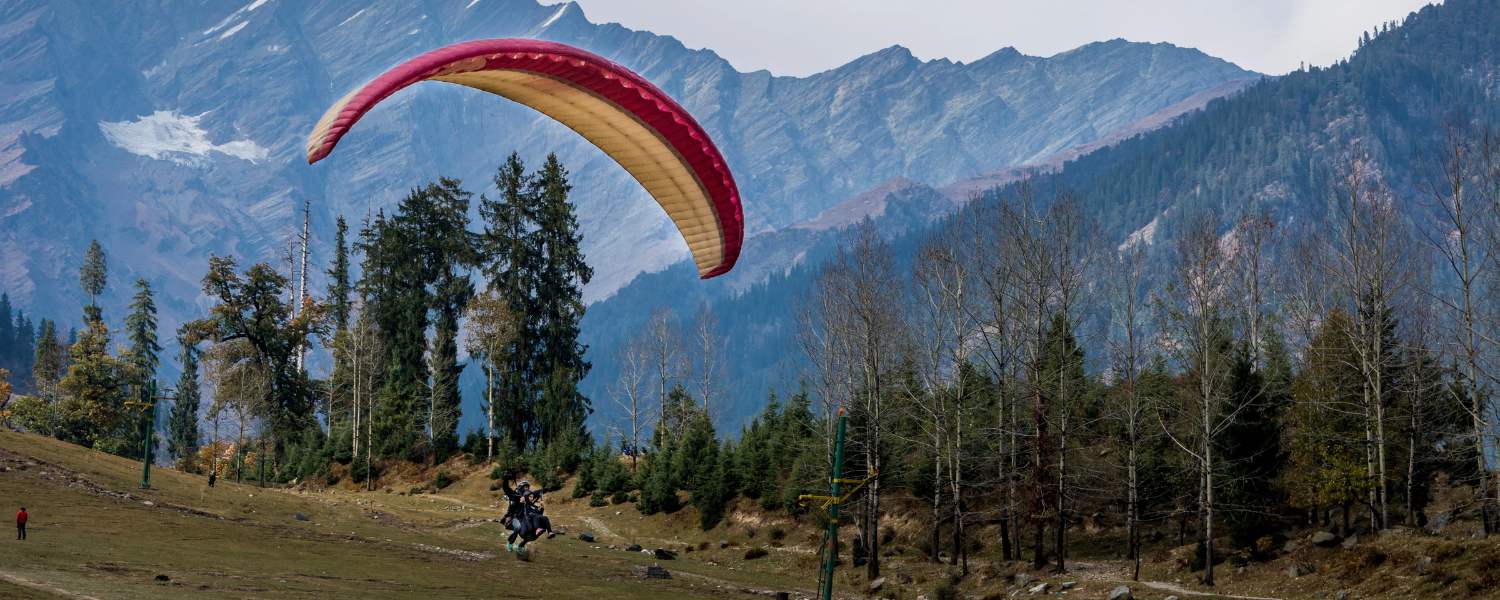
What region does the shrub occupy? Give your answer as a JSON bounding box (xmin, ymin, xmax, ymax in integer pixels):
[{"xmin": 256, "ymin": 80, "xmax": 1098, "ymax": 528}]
[
  {"xmin": 433, "ymin": 470, "xmax": 454, "ymax": 490},
  {"xmin": 744, "ymin": 547, "xmax": 768, "ymax": 560},
  {"xmin": 589, "ymin": 491, "xmax": 609, "ymax": 507},
  {"xmin": 611, "ymin": 491, "xmax": 630, "ymax": 505}
]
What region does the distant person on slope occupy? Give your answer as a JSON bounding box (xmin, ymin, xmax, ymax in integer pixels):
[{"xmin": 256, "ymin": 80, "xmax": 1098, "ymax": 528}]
[{"xmin": 16, "ymin": 507, "xmax": 26, "ymax": 540}]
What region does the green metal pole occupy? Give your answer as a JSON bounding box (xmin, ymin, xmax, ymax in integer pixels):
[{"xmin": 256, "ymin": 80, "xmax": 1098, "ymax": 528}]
[
  {"xmin": 140, "ymin": 381, "xmax": 155, "ymax": 489},
  {"xmin": 821, "ymin": 413, "xmax": 848, "ymax": 600}
]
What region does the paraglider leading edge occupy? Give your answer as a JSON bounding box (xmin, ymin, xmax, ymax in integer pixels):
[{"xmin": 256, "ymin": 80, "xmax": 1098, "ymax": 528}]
[{"xmin": 305, "ymin": 38, "xmax": 743, "ymax": 279}]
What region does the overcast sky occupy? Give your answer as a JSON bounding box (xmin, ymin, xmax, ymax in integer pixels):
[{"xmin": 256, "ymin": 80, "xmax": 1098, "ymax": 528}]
[{"xmin": 568, "ymin": 0, "xmax": 1436, "ymax": 76}]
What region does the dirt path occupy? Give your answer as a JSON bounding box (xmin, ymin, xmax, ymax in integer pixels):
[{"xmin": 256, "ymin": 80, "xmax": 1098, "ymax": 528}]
[
  {"xmin": 1136, "ymin": 580, "xmax": 1284, "ymax": 600},
  {"xmin": 0, "ymin": 570, "xmax": 104, "ymax": 600}
]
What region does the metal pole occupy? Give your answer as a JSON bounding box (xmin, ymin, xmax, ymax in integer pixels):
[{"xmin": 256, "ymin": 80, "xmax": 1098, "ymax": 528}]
[
  {"xmin": 140, "ymin": 381, "xmax": 156, "ymax": 489},
  {"xmin": 821, "ymin": 412, "xmax": 848, "ymax": 600}
]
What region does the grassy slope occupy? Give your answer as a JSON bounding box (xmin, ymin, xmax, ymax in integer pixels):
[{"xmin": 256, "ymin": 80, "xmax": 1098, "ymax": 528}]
[
  {"xmin": 2, "ymin": 429, "xmax": 1496, "ymax": 599},
  {"xmin": 0, "ymin": 431, "xmax": 817, "ymax": 599}
]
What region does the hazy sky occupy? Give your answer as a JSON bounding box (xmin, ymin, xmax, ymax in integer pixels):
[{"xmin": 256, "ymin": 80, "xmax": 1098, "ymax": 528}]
[{"xmin": 569, "ymin": 0, "xmax": 1436, "ymax": 76}]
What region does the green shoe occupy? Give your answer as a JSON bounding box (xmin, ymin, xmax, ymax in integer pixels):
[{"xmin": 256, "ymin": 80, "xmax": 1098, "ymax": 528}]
[{"xmin": 506, "ymin": 543, "xmax": 514, "ymax": 553}]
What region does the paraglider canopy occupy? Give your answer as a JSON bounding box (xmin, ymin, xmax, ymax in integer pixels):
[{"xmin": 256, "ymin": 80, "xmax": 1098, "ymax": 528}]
[{"xmin": 307, "ymin": 38, "xmax": 743, "ymax": 278}]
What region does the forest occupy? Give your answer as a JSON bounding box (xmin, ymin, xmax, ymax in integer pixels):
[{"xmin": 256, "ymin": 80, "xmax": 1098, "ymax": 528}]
[{"xmin": 1, "ymin": 4, "xmax": 1500, "ymax": 592}]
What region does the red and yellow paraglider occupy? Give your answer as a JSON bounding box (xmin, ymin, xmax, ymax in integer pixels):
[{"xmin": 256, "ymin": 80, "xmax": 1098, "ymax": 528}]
[{"xmin": 307, "ymin": 39, "xmax": 742, "ymax": 278}]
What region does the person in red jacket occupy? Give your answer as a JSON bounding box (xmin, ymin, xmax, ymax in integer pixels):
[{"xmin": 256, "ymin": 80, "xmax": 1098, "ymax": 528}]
[{"xmin": 16, "ymin": 507, "xmax": 26, "ymax": 541}]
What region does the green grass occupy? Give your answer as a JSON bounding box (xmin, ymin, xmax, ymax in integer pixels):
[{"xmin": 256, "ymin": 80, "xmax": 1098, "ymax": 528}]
[{"xmin": 0, "ymin": 431, "xmax": 820, "ymax": 599}]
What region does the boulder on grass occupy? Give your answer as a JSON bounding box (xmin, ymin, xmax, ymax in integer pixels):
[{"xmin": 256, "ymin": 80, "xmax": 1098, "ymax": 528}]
[
  {"xmin": 625, "ymin": 544, "xmax": 643, "ymax": 552},
  {"xmin": 633, "ymin": 565, "xmax": 671, "ymax": 579},
  {"xmin": 1311, "ymin": 531, "xmax": 1341, "ymax": 547},
  {"xmin": 653, "ymin": 548, "xmax": 677, "ymax": 560},
  {"xmin": 578, "ymin": 532, "xmax": 595, "ymax": 543},
  {"xmin": 1107, "ymin": 586, "xmax": 1132, "ymax": 600}
]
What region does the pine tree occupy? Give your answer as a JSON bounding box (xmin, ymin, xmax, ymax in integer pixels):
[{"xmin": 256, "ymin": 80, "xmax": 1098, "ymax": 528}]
[
  {"xmin": 695, "ymin": 445, "xmax": 733, "ymax": 530},
  {"xmin": 124, "ymin": 278, "xmax": 162, "ymax": 461},
  {"xmin": 328, "ymin": 216, "xmax": 352, "ymax": 333},
  {"xmin": 479, "ymin": 153, "xmax": 542, "ymax": 450},
  {"xmin": 58, "ymin": 318, "xmax": 131, "ymax": 450},
  {"xmin": 423, "ymin": 178, "xmax": 475, "ymax": 462},
  {"xmin": 126, "ymin": 279, "xmax": 161, "ymax": 386},
  {"xmin": 531, "ymin": 154, "xmax": 592, "ymax": 451},
  {"xmin": 14, "ymin": 312, "xmax": 34, "ymax": 380},
  {"xmin": 362, "ymin": 204, "xmax": 434, "ymax": 460},
  {"xmin": 79, "ymin": 240, "xmax": 108, "ymax": 323},
  {"xmin": 31, "ymin": 320, "xmax": 65, "ymax": 392},
  {"xmin": 0, "ymin": 292, "xmax": 14, "ymax": 368},
  {"xmin": 168, "ymin": 331, "xmax": 201, "ymax": 468}
]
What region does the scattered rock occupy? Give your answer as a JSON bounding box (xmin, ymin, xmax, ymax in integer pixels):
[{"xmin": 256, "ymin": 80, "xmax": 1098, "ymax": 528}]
[
  {"xmin": 1060, "ymin": 581, "xmax": 1076, "ymax": 590},
  {"xmin": 634, "ymin": 565, "xmax": 671, "ymax": 579},
  {"xmin": 1165, "ymin": 596, "xmax": 1179, "ymax": 600},
  {"xmin": 142, "ymin": 501, "xmax": 155, "ymax": 507},
  {"xmin": 1427, "ymin": 511, "xmax": 1453, "ymax": 533},
  {"xmin": 154, "ymin": 574, "xmax": 170, "ymax": 583},
  {"xmin": 868, "ymin": 577, "xmax": 886, "ymax": 593},
  {"xmin": 293, "ymin": 513, "xmax": 310, "ymax": 522},
  {"xmin": 896, "ymin": 572, "xmax": 913, "ymax": 584},
  {"xmin": 1311, "ymin": 531, "xmax": 1341, "ymax": 547},
  {"xmin": 1334, "ymin": 592, "xmax": 1349, "ymax": 600},
  {"xmin": 578, "ymin": 532, "xmax": 595, "ymax": 543},
  {"xmin": 625, "ymin": 544, "xmax": 643, "ymax": 552},
  {"xmin": 1107, "ymin": 586, "xmax": 1133, "ymax": 600},
  {"xmin": 1028, "ymin": 582, "xmax": 1049, "ymax": 594},
  {"xmin": 718, "ymin": 540, "xmax": 730, "ymax": 549},
  {"xmin": 1014, "ymin": 572, "xmax": 1036, "ymax": 586},
  {"xmin": 744, "ymin": 547, "xmax": 769, "ymax": 560},
  {"xmin": 653, "ymin": 548, "xmax": 677, "ymax": 560},
  {"xmin": 1283, "ymin": 540, "xmax": 1301, "ymax": 554},
  {"xmin": 1341, "ymin": 534, "xmax": 1359, "ymax": 549},
  {"xmin": 1288, "ymin": 564, "xmax": 1305, "ymax": 578},
  {"xmin": 1416, "ymin": 556, "xmax": 1434, "ymax": 575}
]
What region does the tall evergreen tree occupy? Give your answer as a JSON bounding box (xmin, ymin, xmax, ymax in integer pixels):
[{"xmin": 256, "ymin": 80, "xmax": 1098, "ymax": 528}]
[
  {"xmin": 533, "ymin": 154, "xmax": 593, "ymax": 447},
  {"xmin": 125, "ymin": 279, "xmax": 161, "ymax": 384},
  {"xmin": 79, "ymin": 240, "xmax": 108, "ymax": 323},
  {"xmin": 479, "ymin": 153, "xmax": 542, "ymax": 450},
  {"xmin": 328, "ymin": 216, "xmax": 353, "ymax": 333},
  {"xmin": 0, "ymin": 292, "xmax": 14, "ymax": 367},
  {"xmin": 15, "ymin": 312, "xmax": 34, "ymax": 379},
  {"xmin": 58, "ymin": 318, "xmax": 131, "ymax": 450},
  {"xmin": 168, "ymin": 331, "xmax": 201, "ymax": 468},
  {"xmin": 31, "ymin": 319, "xmax": 65, "ymax": 392},
  {"xmin": 125, "ymin": 278, "xmax": 162, "ymax": 461},
  {"xmin": 361, "ymin": 204, "xmax": 433, "ymax": 459},
  {"xmin": 423, "ymin": 178, "xmax": 476, "ymax": 461}
]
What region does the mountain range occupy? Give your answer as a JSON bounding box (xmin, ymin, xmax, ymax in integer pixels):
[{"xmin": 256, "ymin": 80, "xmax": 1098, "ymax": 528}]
[
  {"xmin": 0, "ymin": 0, "xmax": 1254, "ymax": 328},
  {"xmin": 578, "ymin": 0, "xmax": 1500, "ymax": 430}
]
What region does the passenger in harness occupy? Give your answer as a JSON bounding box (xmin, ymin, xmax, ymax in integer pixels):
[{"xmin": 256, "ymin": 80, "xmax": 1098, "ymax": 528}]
[{"xmin": 500, "ymin": 476, "xmax": 554, "ymax": 552}]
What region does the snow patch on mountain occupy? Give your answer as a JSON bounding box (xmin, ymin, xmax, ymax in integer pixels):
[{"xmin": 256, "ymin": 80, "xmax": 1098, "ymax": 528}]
[
  {"xmin": 533, "ymin": 2, "xmax": 571, "ymax": 32},
  {"xmin": 1119, "ymin": 214, "xmax": 1161, "ymax": 252},
  {"xmin": 99, "ymin": 111, "xmax": 269, "ymax": 166},
  {"xmin": 218, "ymin": 21, "xmax": 249, "ymax": 40},
  {"xmin": 338, "ymin": 8, "xmax": 366, "ymax": 27}
]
